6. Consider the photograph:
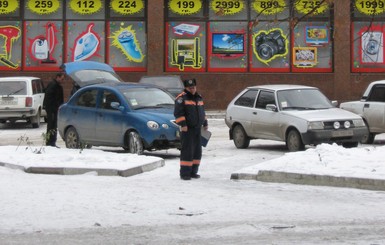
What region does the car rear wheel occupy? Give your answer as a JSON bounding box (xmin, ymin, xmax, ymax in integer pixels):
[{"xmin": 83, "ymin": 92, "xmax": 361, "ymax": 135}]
[
  {"xmin": 31, "ymin": 111, "xmax": 41, "ymax": 128},
  {"xmin": 125, "ymin": 131, "xmax": 144, "ymax": 154},
  {"xmin": 65, "ymin": 127, "xmax": 80, "ymax": 149},
  {"xmin": 232, "ymin": 124, "xmax": 250, "ymax": 149},
  {"xmin": 286, "ymin": 129, "xmax": 304, "ymax": 152}
]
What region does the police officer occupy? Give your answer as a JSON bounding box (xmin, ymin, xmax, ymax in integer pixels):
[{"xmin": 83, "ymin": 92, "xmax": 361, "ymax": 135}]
[{"xmin": 174, "ymin": 78, "xmax": 208, "ymax": 180}]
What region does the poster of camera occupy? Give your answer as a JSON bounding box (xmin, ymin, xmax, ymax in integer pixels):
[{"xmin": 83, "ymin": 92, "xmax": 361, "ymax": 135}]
[
  {"xmin": 360, "ymin": 31, "xmax": 384, "ymax": 64},
  {"xmin": 252, "ymin": 28, "xmax": 288, "ymax": 65},
  {"xmin": 293, "ymin": 47, "xmax": 317, "ymax": 67}
]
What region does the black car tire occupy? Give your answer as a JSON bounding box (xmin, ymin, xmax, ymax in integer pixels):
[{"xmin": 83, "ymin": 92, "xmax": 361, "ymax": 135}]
[
  {"xmin": 31, "ymin": 111, "xmax": 41, "ymax": 128},
  {"xmin": 286, "ymin": 129, "xmax": 304, "ymax": 152},
  {"xmin": 65, "ymin": 127, "xmax": 80, "ymax": 149},
  {"xmin": 361, "ymin": 132, "xmax": 375, "ymax": 144},
  {"xmin": 342, "ymin": 142, "xmax": 359, "ymax": 148},
  {"xmin": 232, "ymin": 124, "xmax": 250, "ymax": 149},
  {"xmin": 126, "ymin": 131, "xmax": 144, "ymax": 155}
]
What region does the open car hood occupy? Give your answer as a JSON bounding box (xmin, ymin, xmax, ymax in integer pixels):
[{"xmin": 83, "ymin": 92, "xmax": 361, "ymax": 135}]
[{"xmin": 62, "ymin": 61, "xmax": 123, "ymax": 87}]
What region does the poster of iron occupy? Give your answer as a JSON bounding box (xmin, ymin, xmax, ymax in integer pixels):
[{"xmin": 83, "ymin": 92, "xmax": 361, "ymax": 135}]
[
  {"xmin": 0, "ymin": 23, "xmax": 22, "ymax": 70},
  {"xmin": 66, "ymin": 21, "xmax": 104, "ymax": 63},
  {"xmin": 360, "ymin": 31, "xmax": 384, "ymax": 64},
  {"xmin": 293, "ymin": 47, "xmax": 317, "ymax": 67}
]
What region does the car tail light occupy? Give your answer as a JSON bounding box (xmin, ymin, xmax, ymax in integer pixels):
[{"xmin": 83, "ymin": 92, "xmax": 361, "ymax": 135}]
[{"xmin": 25, "ymin": 97, "xmax": 33, "ymax": 107}]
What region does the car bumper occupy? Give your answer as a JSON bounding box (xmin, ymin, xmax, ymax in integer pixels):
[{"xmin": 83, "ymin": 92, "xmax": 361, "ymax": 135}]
[
  {"xmin": 301, "ymin": 127, "xmax": 369, "ymax": 145},
  {"xmin": 0, "ymin": 108, "xmax": 37, "ymax": 120}
]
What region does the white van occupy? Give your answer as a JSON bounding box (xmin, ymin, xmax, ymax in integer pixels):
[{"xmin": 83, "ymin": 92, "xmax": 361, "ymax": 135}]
[{"xmin": 0, "ymin": 76, "xmax": 46, "ymax": 128}]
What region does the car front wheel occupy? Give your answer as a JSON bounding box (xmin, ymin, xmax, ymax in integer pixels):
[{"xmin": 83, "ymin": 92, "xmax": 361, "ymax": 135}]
[
  {"xmin": 232, "ymin": 124, "xmax": 250, "ymax": 149},
  {"xmin": 286, "ymin": 129, "xmax": 304, "ymax": 152},
  {"xmin": 65, "ymin": 127, "xmax": 80, "ymax": 149},
  {"xmin": 125, "ymin": 131, "xmax": 144, "ymax": 154}
]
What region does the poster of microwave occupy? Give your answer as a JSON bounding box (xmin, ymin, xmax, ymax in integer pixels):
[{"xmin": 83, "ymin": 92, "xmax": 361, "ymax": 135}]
[
  {"xmin": 305, "ymin": 26, "xmax": 329, "ymax": 46},
  {"xmin": 360, "ymin": 31, "xmax": 383, "ymax": 64},
  {"xmin": 171, "ymin": 37, "xmax": 203, "ymax": 71},
  {"xmin": 211, "ymin": 32, "xmax": 245, "ymax": 57},
  {"xmin": 293, "ymin": 47, "xmax": 317, "ymax": 67}
]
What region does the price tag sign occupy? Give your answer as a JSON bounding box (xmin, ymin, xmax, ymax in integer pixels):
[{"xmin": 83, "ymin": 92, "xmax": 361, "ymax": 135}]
[
  {"xmin": 168, "ymin": 0, "xmax": 202, "ymax": 15},
  {"xmin": 0, "ymin": 0, "xmax": 19, "ymax": 14},
  {"xmin": 252, "ymin": 0, "xmax": 286, "ymax": 15},
  {"xmin": 110, "ymin": 0, "xmax": 144, "ymax": 15},
  {"xmin": 355, "ymin": 0, "xmax": 385, "ymax": 15},
  {"xmin": 69, "ymin": 0, "xmax": 102, "ymax": 15},
  {"xmin": 27, "ymin": 0, "xmax": 60, "ymax": 15},
  {"xmin": 294, "ymin": 0, "xmax": 329, "ymax": 15},
  {"xmin": 210, "ymin": 0, "xmax": 245, "ymax": 15}
]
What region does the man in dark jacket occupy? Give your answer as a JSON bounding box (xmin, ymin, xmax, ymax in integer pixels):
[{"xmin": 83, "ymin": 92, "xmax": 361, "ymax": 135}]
[
  {"xmin": 44, "ymin": 72, "xmax": 65, "ymax": 147},
  {"xmin": 174, "ymin": 79, "xmax": 208, "ymax": 180}
]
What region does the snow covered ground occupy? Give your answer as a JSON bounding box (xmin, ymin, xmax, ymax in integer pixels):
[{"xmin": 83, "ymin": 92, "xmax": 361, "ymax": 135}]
[{"xmin": 1, "ymin": 119, "xmax": 385, "ymax": 244}]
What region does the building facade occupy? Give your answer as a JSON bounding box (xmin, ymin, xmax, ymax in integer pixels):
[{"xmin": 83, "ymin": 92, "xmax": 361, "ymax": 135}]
[{"xmin": 0, "ymin": 0, "xmax": 384, "ymax": 109}]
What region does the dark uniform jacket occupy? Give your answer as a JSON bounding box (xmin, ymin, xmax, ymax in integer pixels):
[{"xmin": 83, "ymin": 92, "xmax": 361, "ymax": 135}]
[
  {"xmin": 174, "ymin": 89, "xmax": 208, "ymax": 129},
  {"xmin": 44, "ymin": 79, "xmax": 64, "ymax": 113}
]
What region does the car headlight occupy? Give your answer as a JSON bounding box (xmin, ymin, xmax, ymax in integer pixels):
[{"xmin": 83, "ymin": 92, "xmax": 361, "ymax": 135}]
[
  {"xmin": 352, "ymin": 119, "xmax": 365, "ymax": 127},
  {"xmin": 308, "ymin": 121, "xmax": 324, "ymax": 130},
  {"xmin": 147, "ymin": 121, "xmax": 159, "ymax": 130}
]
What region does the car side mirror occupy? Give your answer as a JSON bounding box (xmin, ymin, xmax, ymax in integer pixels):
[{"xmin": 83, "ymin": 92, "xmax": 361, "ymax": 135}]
[
  {"xmin": 110, "ymin": 102, "xmax": 124, "ymax": 111},
  {"xmin": 266, "ymin": 104, "xmax": 277, "ymax": 112},
  {"xmin": 331, "ymin": 100, "xmax": 338, "ymax": 107}
]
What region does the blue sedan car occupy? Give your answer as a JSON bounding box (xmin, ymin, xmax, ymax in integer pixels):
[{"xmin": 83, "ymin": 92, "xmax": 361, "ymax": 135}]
[{"xmin": 58, "ymin": 62, "xmax": 180, "ymax": 154}]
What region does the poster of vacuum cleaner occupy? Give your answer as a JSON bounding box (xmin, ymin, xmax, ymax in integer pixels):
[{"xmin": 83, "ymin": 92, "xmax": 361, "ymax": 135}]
[
  {"xmin": 252, "ymin": 28, "xmax": 288, "ymax": 65},
  {"xmin": 109, "ymin": 25, "xmax": 144, "ymax": 63},
  {"xmin": 293, "ymin": 47, "xmax": 317, "ymax": 67},
  {"xmin": 0, "ymin": 24, "xmax": 21, "ymax": 69},
  {"xmin": 27, "ymin": 22, "xmax": 60, "ymax": 64},
  {"xmin": 170, "ymin": 37, "xmax": 203, "ymax": 71}
]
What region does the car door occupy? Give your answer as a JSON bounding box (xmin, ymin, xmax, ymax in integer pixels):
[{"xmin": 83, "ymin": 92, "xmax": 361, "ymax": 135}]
[
  {"xmin": 229, "ymin": 89, "xmax": 259, "ymax": 137},
  {"xmin": 251, "ymin": 90, "xmax": 282, "ymax": 140},
  {"xmin": 94, "ymin": 89, "xmax": 125, "ymax": 144},
  {"xmin": 71, "ymin": 89, "xmax": 98, "ymax": 142},
  {"xmin": 362, "ymin": 85, "xmax": 385, "ymax": 132}
]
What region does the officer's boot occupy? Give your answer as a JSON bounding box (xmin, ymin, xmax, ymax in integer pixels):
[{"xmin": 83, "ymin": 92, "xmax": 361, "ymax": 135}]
[{"xmin": 191, "ymin": 164, "xmax": 200, "ymax": 179}]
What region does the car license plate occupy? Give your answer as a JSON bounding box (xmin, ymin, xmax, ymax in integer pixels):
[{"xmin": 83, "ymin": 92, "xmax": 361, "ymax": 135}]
[
  {"xmin": 0, "ymin": 98, "xmax": 17, "ymax": 105},
  {"xmin": 332, "ymin": 130, "xmax": 353, "ymax": 137}
]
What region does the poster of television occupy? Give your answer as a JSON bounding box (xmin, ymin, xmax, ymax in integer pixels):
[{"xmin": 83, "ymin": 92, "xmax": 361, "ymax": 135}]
[
  {"xmin": 360, "ymin": 31, "xmax": 384, "ymax": 64},
  {"xmin": 305, "ymin": 26, "xmax": 329, "ymax": 46},
  {"xmin": 211, "ymin": 32, "xmax": 245, "ymax": 57},
  {"xmin": 293, "ymin": 47, "xmax": 317, "ymax": 67}
]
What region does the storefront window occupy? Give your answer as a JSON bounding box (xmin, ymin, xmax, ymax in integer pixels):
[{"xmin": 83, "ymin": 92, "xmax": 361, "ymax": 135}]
[
  {"xmin": 0, "ymin": 0, "xmax": 147, "ymax": 71},
  {"xmin": 165, "ymin": 0, "xmax": 333, "ymax": 73},
  {"xmin": 352, "ymin": 0, "xmax": 385, "ymax": 72}
]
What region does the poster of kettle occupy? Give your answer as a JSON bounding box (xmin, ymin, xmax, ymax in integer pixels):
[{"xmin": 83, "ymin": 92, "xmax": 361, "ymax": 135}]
[{"xmin": 29, "ymin": 22, "xmax": 58, "ymax": 64}]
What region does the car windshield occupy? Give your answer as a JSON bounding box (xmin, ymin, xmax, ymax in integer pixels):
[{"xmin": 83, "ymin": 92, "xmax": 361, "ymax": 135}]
[
  {"xmin": 70, "ymin": 70, "xmax": 124, "ymax": 87},
  {"xmin": 0, "ymin": 81, "xmax": 27, "ymax": 96},
  {"xmin": 122, "ymin": 87, "xmax": 175, "ymax": 110},
  {"xmin": 277, "ymin": 88, "xmax": 333, "ymax": 110}
]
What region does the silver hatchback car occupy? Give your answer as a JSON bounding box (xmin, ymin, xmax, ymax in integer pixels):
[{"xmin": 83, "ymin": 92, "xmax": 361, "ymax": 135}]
[{"xmin": 225, "ymin": 85, "xmax": 368, "ymax": 151}]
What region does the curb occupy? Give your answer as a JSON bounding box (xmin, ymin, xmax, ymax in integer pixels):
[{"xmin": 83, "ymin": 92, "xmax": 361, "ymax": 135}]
[
  {"xmin": 231, "ymin": 170, "xmax": 385, "ymax": 191},
  {"xmin": 0, "ymin": 160, "xmax": 165, "ymax": 177}
]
